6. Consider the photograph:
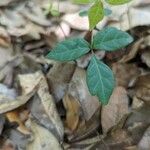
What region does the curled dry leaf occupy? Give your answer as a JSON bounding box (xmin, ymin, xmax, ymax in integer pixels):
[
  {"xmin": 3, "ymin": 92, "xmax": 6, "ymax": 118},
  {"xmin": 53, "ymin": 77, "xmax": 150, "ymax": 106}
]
[
  {"xmin": 6, "ymin": 109, "xmax": 30, "ymax": 135},
  {"xmin": 134, "ymin": 74, "xmax": 150, "ymax": 104},
  {"xmin": 46, "ymin": 61, "xmax": 76, "ymax": 102},
  {"xmin": 26, "ymin": 119, "xmax": 62, "ymax": 150},
  {"xmin": 101, "ymin": 86, "xmax": 129, "ymax": 133},
  {"xmin": 112, "ymin": 63, "xmax": 140, "ymax": 88},
  {"xmin": 119, "ymin": 38, "xmax": 144, "ymax": 63},
  {"xmin": 18, "ymin": 71, "xmax": 64, "ymax": 140},
  {"xmin": 68, "ymin": 67, "xmax": 100, "ymax": 121},
  {"xmin": 63, "ymin": 94, "xmax": 81, "ymax": 132}
]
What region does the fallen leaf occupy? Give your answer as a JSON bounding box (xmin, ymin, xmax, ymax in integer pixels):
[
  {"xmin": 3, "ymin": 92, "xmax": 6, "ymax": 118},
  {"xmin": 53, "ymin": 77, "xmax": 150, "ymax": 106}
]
[
  {"xmin": 6, "ymin": 109, "xmax": 30, "ymax": 135},
  {"xmin": 26, "ymin": 119, "xmax": 62, "ymax": 150},
  {"xmin": 46, "ymin": 61, "xmax": 76, "ymax": 102},
  {"xmin": 68, "ymin": 67, "xmax": 100, "ymax": 120},
  {"xmin": 63, "ymin": 94, "xmax": 81, "ymax": 131},
  {"xmin": 112, "ymin": 63, "xmax": 140, "ymax": 88},
  {"xmin": 101, "ymin": 86, "xmax": 129, "ymax": 133},
  {"xmin": 134, "ymin": 74, "xmax": 150, "ymax": 104},
  {"xmin": 19, "ymin": 71, "xmax": 64, "ymax": 140}
]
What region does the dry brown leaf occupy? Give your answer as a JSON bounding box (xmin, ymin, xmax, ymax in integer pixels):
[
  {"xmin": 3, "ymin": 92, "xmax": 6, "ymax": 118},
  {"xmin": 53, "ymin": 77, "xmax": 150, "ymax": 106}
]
[
  {"xmin": 46, "ymin": 61, "xmax": 76, "ymax": 102},
  {"xmin": 26, "ymin": 119, "xmax": 62, "ymax": 150},
  {"xmin": 63, "ymin": 94, "xmax": 81, "ymax": 132},
  {"xmin": 134, "ymin": 74, "xmax": 150, "ymax": 104},
  {"xmin": 101, "ymin": 86, "xmax": 129, "ymax": 133},
  {"xmin": 68, "ymin": 67, "xmax": 100, "ymax": 121},
  {"xmin": 19, "ymin": 71, "xmax": 64, "ymax": 140},
  {"xmin": 119, "ymin": 38, "xmax": 144, "ymax": 63},
  {"xmin": 6, "ymin": 109, "xmax": 30, "ymax": 135},
  {"xmin": 112, "ymin": 63, "xmax": 140, "ymax": 88}
]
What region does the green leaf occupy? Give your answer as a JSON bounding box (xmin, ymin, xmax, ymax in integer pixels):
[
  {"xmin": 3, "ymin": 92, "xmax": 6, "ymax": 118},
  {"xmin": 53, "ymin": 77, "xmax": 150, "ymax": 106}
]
[
  {"xmin": 106, "ymin": 0, "xmax": 132, "ymax": 5},
  {"xmin": 46, "ymin": 38, "xmax": 90, "ymax": 61},
  {"xmin": 88, "ymin": 1, "xmax": 104, "ymax": 30},
  {"xmin": 93, "ymin": 27, "xmax": 133, "ymax": 51},
  {"xmin": 86, "ymin": 56, "xmax": 115, "ymax": 105},
  {"xmin": 72, "ymin": 0, "xmax": 96, "ymax": 4}
]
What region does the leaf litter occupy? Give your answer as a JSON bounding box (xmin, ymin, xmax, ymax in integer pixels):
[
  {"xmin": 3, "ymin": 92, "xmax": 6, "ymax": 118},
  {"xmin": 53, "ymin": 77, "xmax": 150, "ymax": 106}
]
[{"xmin": 0, "ymin": 0, "xmax": 150, "ymax": 149}]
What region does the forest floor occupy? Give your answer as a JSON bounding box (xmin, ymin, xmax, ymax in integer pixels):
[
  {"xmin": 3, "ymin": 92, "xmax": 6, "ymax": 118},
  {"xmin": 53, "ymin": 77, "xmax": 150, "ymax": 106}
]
[{"xmin": 0, "ymin": 0, "xmax": 150, "ymax": 149}]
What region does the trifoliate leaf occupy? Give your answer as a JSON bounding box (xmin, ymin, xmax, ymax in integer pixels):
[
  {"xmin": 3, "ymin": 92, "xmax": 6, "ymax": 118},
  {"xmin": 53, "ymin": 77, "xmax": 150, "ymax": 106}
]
[
  {"xmin": 86, "ymin": 56, "xmax": 115, "ymax": 104},
  {"xmin": 46, "ymin": 38, "xmax": 90, "ymax": 61},
  {"xmin": 88, "ymin": 1, "xmax": 104, "ymax": 30},
  {"xmin": 93, "ymin": 27, "xmax": 133, "ymax": 51}
]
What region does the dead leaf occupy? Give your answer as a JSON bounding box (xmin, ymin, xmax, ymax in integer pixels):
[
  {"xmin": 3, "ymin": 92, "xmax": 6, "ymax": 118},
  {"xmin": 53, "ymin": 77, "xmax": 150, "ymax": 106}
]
[
  {"xmin": 6, "ymin": 109, "xmax": 30, "ymax": 135},
  {"xmin": 63, "ymin": 94, "xmax": 81, "ymax": 132},
  {"xmin": 26, "ymin": 119, "xmax": 62, "ymax": 150},
  {"xmin": 119, "ymin": 38, "xmax": 144, "ymax": 63},
  {"xmin": 101, "ymin": 86, "xmax": 129, "ymax": 133},
  {"xmin": 68, "ymin": 67, "xmax": 100, "ymax": 121},
  {"xmin": 112, "ymin": 63, "xmax": 140, "ymax": 88},
  {"xmin": 46, "ymin": 61, "xmax": 76, "ymax": 102},
  {"xmin": 19, "ymin": 71, "xmax": 64, "ymax": 140},
  {"xmin": 134, "ymin": 74, "xmax": 150, "ymax": 104}
]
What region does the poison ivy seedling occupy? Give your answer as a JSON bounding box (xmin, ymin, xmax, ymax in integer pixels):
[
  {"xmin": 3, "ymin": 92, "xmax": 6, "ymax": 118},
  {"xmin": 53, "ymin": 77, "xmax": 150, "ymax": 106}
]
[
  {"xmin": 46, "ymin": 27, "xmax": 133, "ymax": 104},
  {"xmin": 46, "ymin": 0, "xmax": 133, "ymax": 105}
]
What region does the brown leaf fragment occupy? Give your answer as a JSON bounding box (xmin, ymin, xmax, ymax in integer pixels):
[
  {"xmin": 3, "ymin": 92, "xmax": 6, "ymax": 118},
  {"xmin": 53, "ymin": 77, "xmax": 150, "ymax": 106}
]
[
  {"xmin": 134, "ymin": 74, "xmax": 150, "ymax": 104},
  {"xmin": 6, "ymin": 109, "xmax": 30, "ymax": 135},
  {"xmin": 119, "ymin": 38, "xmax": 144, "ymax": 63},
  {"xmin": 26, "ymin": 119, "xmax": 62, "ymax": 150},
  {"xmin": 112, "ymin": 63, "xmax": 140, "ymax": 88},
  {"xmin": 68, "ymin": 67, "xmax": 100, "ymax": 121},
  {"xmin": 46, "ymin": 62, "xmax": 76, "ymax": 102},
  {"xmin": 19, "ymin": 71, "xmax": 64, "ymax": 140},
  {"xmin": 63, "ymin": 94, "xmax": 81, "ymax": 132},
  {"xmin": 101, "ymin": 86, "xmax": 129, "ymax": 133}
]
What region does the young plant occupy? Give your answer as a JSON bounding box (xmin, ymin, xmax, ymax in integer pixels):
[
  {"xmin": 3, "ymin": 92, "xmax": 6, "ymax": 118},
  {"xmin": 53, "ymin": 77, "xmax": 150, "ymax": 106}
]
[{"xmin": 46, "ymin": 0, "xmax": 133, "ymax": 105}]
